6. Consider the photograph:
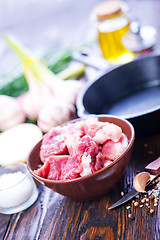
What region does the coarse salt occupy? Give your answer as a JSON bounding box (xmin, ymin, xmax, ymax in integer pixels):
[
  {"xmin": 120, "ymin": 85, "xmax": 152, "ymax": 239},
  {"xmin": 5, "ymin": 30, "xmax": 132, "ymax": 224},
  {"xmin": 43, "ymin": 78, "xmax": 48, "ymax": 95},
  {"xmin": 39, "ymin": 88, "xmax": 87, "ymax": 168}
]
[
  {"xmin": 0, "ymin": 171, "xmax": 24, "ymax": 190},
  {"xmin": 0, "ymin": 171, "xmax": 33, "ymax": 208}
]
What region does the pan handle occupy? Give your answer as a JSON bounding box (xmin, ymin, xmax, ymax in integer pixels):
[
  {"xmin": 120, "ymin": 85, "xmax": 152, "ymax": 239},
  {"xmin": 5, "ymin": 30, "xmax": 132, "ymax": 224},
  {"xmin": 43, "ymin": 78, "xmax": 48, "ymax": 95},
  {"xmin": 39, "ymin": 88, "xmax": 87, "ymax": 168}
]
[
  {"xmin": 72, "ymin": 49, "xmax": 111, "ymax": 71},
  {"xmin": 145, "ymin": 156, "xmax": 160, "ymax": 175}
]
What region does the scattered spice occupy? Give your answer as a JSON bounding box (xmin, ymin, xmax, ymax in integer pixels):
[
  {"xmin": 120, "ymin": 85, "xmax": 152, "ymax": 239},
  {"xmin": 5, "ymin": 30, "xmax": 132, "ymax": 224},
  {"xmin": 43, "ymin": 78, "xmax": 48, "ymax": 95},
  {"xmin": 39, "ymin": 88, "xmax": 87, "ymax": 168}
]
[
  {"xmin": 155, "ymin": 179, "xmax": 159, "ymax": 183},
  {"xmin": 134, "ymin": 202, "xmax": 139, "ymax": 207},
  {"xmin": 150, "ymin": 209, "xmax": 154, "ymax": 214},
  {"xmin": 121, "ymin": 172, "xmax": 160, "ymax": 220},
  {"xmin": 150, "ymin": 195, "xmax": 154, "ymax": 200},
  {"xmin": 128, "ymin": 213, "xmax": 135, "ymax": 220},
  {"xmin": 126, "ymin": 206, "xmax": 131, "ymax": 210},
  {"xmin": 148, "ymin": 151, "xmax": 153, "ymax": 155},
  {"xmin": 148, "ymin": 190, "xmax": 152, "ymax": 196},
  {"xmin": 154, "ymin": 199, "xmax": 158, "ymax": 204},
  {"xmin": 141, "ymin": 198, "xmax": 146, "ymax": 203}
]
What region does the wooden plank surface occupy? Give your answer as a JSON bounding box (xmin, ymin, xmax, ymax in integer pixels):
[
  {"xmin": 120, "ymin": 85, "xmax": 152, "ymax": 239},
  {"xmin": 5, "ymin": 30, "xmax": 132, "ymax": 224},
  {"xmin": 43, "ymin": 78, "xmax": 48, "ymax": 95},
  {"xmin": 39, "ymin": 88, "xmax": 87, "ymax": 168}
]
[
  {"xmin": 1, "ymin": 134, "xmax": 160, "ymax": 240},
  {"xmin": 0, "ymin": 0, "xmax": 160, "ymax": 239}
]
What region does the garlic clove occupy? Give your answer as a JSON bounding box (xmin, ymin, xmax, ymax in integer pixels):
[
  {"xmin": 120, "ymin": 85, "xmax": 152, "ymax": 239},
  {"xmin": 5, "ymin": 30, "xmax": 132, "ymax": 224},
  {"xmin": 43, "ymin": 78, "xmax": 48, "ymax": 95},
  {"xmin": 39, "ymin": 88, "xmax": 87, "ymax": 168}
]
[{"xmin": 133, "ymin": 171, "xmax": 150, "ymax": 192}]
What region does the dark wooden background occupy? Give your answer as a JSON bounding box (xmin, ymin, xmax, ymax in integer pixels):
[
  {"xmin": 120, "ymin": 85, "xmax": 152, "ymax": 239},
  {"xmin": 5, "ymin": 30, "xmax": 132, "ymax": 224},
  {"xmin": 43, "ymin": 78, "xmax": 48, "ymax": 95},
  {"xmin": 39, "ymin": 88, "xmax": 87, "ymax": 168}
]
[{"xmin": 0, "ymin": 0, "xmax": 160, "ymax": 239}]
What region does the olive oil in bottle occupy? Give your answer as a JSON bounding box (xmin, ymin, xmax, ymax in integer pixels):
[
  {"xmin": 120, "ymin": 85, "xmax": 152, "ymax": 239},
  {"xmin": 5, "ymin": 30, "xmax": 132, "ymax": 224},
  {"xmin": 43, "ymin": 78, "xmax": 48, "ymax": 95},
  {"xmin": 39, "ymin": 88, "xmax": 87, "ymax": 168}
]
[{"xmin": 94, "ymin": 1, "xmax": 134, "ymax": 64}]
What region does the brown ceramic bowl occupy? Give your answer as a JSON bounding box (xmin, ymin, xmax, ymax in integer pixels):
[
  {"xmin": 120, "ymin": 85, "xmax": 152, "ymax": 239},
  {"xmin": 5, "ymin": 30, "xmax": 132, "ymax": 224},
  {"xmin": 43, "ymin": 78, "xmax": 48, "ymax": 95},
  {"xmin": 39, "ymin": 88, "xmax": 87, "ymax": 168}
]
[{"xmin": 27, "ymin": 115, "xmax": 135, "ymax": 201}]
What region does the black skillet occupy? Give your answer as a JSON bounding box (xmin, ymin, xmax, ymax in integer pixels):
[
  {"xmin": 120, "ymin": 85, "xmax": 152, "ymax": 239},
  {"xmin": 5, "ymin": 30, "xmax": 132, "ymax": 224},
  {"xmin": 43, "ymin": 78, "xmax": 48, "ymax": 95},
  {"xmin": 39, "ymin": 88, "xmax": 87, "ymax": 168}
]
[{"xmin": 76, "ymin": 53, "xmax": 160, "ymax": 137}]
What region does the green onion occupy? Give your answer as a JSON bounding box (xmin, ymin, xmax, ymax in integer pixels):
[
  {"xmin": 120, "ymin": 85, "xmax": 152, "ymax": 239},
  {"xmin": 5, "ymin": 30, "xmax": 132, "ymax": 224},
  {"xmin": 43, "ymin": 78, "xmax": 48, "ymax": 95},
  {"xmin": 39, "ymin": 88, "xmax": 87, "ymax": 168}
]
[{"xmin": 0, "ymin": 46, "xmax": 74, "ymax": 97}]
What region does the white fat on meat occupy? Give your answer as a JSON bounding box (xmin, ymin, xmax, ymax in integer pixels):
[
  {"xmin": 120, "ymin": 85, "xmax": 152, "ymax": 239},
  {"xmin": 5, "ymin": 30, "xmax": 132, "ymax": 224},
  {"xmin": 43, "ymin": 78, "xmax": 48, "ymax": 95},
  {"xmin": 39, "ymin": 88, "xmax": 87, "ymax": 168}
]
[
  {"xmin": 93, "ymin": 122, "xmax": 122, "ymax": 144},
  {"xmin": 80, "ymin": 154, "xmax": 92, "ymax": 177}
]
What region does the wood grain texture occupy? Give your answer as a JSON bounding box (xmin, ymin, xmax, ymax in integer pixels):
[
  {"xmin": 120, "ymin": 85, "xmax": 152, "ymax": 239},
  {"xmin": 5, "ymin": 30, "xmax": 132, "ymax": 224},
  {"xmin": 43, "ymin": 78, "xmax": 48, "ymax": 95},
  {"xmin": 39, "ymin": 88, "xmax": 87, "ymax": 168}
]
[
  {"xmin": 0, "ymin": 0, "xmax": 160, "ymax": 239},
  {"xmin": 1, "ymin": 134, "xmax": 160, "ymax": 240}
]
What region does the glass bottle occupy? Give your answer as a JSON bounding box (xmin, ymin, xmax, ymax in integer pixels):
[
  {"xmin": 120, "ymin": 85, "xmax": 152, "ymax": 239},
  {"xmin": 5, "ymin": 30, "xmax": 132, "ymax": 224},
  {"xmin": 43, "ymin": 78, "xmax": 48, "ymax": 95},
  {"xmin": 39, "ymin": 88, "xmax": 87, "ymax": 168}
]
[{"xmin": 93, "ymin": 1, "xmax": 134, "ymax": 64}]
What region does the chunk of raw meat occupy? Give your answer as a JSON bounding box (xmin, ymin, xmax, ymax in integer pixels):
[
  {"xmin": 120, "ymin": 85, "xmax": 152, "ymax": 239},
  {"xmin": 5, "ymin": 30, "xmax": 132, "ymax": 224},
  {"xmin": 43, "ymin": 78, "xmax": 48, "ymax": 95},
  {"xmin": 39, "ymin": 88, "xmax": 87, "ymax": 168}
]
[
  {"xmin": 93, "ymin": 123, "xmax": 122, "ymax": 144},
  {"xmin": 83, "ymin": 118, "xmax": 104, "ymax": 137},
  {"xmin": 77, "ymin": 135, "xmax": 98, "ymax": 171},
  {"xmin": 61, "ymin": 154, "xmax": 82, "ymax": 180},
  {"xmin": 102, "ymin": 133, "xmax": 128, "ymax": 160},
  {"xmin": 35, "ymin": 118, "xmax": 129, "ymax": 181},
  {"xmin": 77, "ymin": 135, "xmax": 98, "ymax": 155},
  {"xmin": 94, "ymin": 153, "xmax": 105, "ymax": 171},
  {"xmin": 120, "ymin": 133, "xmax": 128, "ymax": 148},
  {"xmin": 34, "ymin": 160, "xmax": 50, "ymax": 178},
  {"xmin": 35, "ymin": 155, "xmax": 69, "ymax": 180},
  {"xmin": 47, "ymin": 155, "xmax": 69, "ymax": 180},
  {"xmin": 65, "ymin": 121, "xmax": 85, "ymax": 154},
  {"xmin": 63, "ymin": 134, "xmax": 100, "ymax": 179},
  {"xmin": 40, "ymin": 127, "xmax": 68, "ymax": 162}
]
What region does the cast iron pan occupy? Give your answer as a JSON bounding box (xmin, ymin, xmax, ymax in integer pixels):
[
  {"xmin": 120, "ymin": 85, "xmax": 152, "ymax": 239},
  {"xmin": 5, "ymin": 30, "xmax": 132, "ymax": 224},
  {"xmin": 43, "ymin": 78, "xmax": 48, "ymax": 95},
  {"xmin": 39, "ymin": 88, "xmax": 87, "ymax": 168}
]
[{"xmin": 76, "ymin": 53, "xmax": 160, "ymax": 137}]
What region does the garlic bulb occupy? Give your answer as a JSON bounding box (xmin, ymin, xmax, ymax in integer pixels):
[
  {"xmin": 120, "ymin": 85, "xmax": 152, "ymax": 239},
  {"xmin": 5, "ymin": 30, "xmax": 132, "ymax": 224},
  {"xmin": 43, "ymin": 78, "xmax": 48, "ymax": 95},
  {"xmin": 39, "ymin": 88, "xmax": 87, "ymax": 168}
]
[
  {"xmin": 53, "ymin": 79, "xmax": 84, "ymax": 105},
  {"xmin": 5, "ymin": 36, "xmax": 84, "ymax": 132},
  {"xmin": 37, "ymin": 100, "xmax": 75, "ymax": 133},
  {"xmin": 0, "ymin": 95, "xmax": 25, "ymax": 131}
]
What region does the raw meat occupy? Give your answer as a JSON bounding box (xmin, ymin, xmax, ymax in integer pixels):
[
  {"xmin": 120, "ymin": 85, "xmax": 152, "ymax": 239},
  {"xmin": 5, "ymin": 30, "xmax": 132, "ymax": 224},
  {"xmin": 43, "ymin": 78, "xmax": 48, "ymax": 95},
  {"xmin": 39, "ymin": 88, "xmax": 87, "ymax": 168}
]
[
  {"xmin": 40, "ymin": 127, "xmax": 68, "ymax": 162},
  {"xmin": 35, "ymin": 118, "xmax": 129, "ymax": 180}
]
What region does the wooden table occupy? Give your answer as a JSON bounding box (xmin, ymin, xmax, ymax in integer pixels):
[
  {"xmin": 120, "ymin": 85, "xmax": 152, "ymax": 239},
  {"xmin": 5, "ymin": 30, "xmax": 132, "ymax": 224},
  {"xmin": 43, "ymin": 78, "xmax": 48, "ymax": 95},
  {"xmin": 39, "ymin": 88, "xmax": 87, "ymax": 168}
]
[
  {"xmin": 1, "ymin": 0, "xmax": 160, "ymax": 239},
  {"xmin": 1, "ymin": 135, "xmax": 160, "ymax": 240}
]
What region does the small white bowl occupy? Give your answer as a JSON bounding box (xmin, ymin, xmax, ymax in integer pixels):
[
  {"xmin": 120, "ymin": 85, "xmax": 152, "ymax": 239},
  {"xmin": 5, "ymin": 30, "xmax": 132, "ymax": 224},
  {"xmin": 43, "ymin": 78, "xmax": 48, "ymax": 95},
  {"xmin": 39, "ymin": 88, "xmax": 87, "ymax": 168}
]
[{"xmin": 0, "ymin": 163, "xmax": 38, "ymax": 214}]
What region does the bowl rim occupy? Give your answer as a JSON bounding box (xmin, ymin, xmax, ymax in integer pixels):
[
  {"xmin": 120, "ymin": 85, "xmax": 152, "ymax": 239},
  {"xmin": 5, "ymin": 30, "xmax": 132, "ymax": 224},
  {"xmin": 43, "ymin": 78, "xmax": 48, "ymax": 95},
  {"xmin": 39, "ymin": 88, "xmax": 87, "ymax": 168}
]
[{"xmin": 27, "ymin": 114, "xmax": 135, "ymax": 185}]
